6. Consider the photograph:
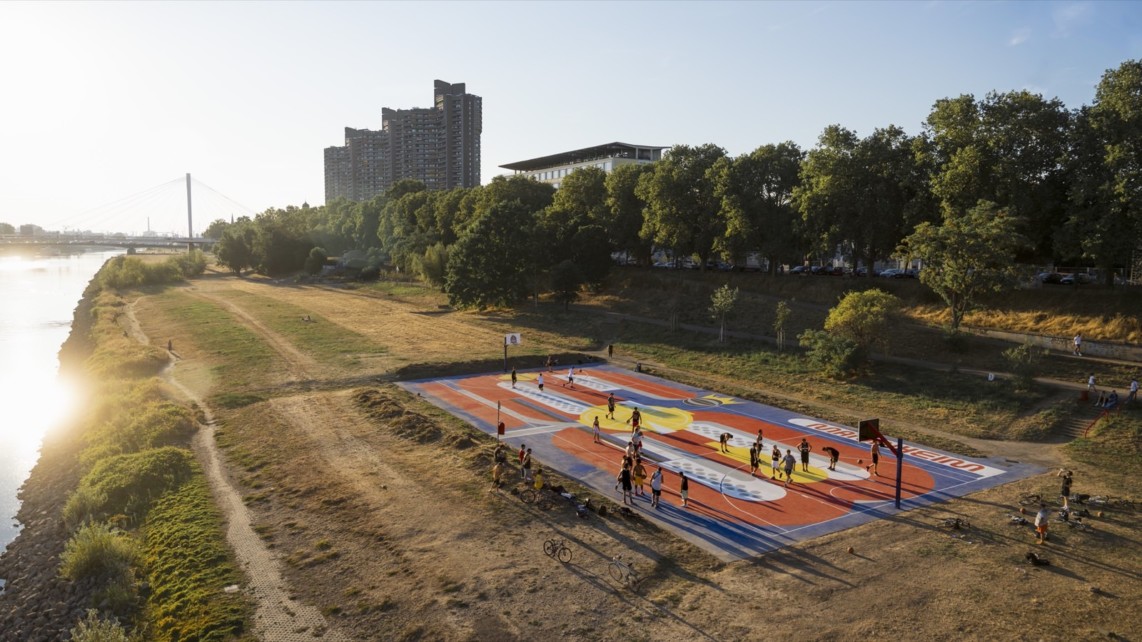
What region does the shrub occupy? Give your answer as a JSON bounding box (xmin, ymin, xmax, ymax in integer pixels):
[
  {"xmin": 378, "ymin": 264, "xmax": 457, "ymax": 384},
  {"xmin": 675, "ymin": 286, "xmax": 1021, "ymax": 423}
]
[
  {"xmin": 64, "ymin": 486, "xmax": 110, "ymax": 530},
  {"xmin": 98, "ymin": 256, "xmax": 184, "ymax": 290},
  {"xmin": 1003, "ymin": 341, "xmax": 1046, "ymax": 390},
  {"xmin": 69, "ymin": 609, "xmax": 139, "ymax": 642},
  {"xmin": 799, "ymin": 329, "xmax": 865, "ymax": 379},
  {"xmin": 68, "ymin": 448, "xmax": 195, "ymax": 523},
  {"xmin": 167, "ymin": 251, "xmax": 207, "ymax": 278},
  {"xmin": 80, "ymin": 401, "xmax": 197, "ymax": 466},
  {"xmin": 60, "ymin": 522, "xmax": 141, "ymax": 582}
]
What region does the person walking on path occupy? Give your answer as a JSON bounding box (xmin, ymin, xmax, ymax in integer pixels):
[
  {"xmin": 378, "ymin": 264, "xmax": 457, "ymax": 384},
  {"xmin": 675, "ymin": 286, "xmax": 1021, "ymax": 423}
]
[
  {"xmin": 749, "ymin": 445, "xmax": 760, "ymax": 477},
  {"xmin": 867, "ymin": 441, "xmax": 881, "ymax": 477},
  {"xmin": 537, "ymin": 373, "xmax": 544, "ymax": 392},
  {"xmin": 633, "ymin": 458, "xmax": 647, "ymax": 497},
  {"xmin": 782, "ymin": 450, "xmax": 797, "ymax": 488},
  {"xmin": 679, "ymin": 472, "xmax": 690, "ymax": 508},
  {"xmin": 592, "ymin": 416, "xmax": 601, "ymax": 444},
  {"xmin": 1034, "ymin": 503, "xmax": 1050, "ymax": 544},
  {"xmin": 511, "ymin": 367, "xmax": 517, "ymax": 388},
  {"xmin": 1128, "ymin": 377, "xmax": 1139, "ymax": 405},
  {"xmin": 1073, "ymin": 333, "xmax": 1083, "ymax": 356},
  {"xmin": 617, "ymin": 464, "xmax": 633, "ymax": 505},
  {"xmin": 798, "ymin": 438, "xmax": 813, "ymax": 472},
  {"xmin": 771, "ymin": 444, "xmax": 782, "ymax": 480},
  {"xmin": 650, "ymin": 468, "xmax": 663, "ymax": 508},
  {"xmin": 606, "ymin": 392, "xmax": 616, "ymax": 419},
  {"xmin": 1059, "ymin": 469, "xmax": 1074, "ymax": 509},
  {"xmin": 167, "ymin": 338, "xmax": 173, "ymax": 352},
  {"xmin": 822, "ymin": 446, "xmax": 840, "ymax": 471}
]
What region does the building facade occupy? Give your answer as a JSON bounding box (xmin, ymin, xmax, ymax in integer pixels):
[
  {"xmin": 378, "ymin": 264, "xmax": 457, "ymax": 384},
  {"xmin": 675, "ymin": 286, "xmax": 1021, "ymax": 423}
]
[
  {"xmin": 499, "ymin": 142, "xmax": 665, "ymax": 189},
  {"xmin": 324, "ymin": 80, "xmax": 482, "ymax": 203}
]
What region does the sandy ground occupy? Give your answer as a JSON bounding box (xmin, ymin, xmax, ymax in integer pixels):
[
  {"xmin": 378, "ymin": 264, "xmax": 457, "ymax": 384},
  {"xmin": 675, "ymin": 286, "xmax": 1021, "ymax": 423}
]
[{"xmin": 131, "ymin": 274, "xmax": 1142, "ymax": 642}]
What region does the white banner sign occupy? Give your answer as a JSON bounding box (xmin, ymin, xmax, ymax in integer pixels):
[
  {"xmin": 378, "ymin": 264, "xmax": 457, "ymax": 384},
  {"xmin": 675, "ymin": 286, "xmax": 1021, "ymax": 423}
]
[{"xmin": 504, "ymin": 333, "xmax": 522, "ymax": 346}]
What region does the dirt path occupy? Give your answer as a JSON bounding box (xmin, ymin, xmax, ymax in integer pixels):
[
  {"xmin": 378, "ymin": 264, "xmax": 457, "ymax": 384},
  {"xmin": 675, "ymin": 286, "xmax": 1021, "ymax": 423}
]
[{"xmin": 125, "ymin": 299, "xmax": 350, "ymax": 641}]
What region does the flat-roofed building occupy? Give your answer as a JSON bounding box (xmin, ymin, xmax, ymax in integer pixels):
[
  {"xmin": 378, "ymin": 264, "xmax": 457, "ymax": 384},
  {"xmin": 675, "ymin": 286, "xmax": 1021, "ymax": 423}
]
[{"xmin": 500, "ymin": 142, "xmax": 665, "ymax": 188}]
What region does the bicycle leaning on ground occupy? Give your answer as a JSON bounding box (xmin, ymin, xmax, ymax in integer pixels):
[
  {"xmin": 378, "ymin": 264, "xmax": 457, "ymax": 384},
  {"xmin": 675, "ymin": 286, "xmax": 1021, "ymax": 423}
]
[
  {"xmin": 607, "ymin": 555, "xmax": 640, "ymax": 591},
  {"xmin": 543, "ymin": 538, "xmax": 573, "ymax": 564},
  {"xmin": 520, "ymin": 487, "xmax": 555, "ymax": 511}
]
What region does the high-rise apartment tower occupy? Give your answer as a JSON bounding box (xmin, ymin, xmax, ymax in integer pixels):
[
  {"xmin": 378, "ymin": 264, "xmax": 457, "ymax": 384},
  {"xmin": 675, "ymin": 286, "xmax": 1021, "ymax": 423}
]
[{"xmin": 324, "ymin": 80, "xmax": 482, "ymax": 203}]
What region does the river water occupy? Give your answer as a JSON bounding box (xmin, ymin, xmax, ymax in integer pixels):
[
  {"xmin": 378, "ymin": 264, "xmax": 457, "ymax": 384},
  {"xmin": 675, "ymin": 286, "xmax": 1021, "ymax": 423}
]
[{"xmin": 0, "ymin": 250, "xmax": 121, "ymax": 555}]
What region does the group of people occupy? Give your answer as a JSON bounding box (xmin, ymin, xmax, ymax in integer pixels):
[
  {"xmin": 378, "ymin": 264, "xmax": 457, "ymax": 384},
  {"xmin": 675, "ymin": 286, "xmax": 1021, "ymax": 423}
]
[
  {"xmin": 1087, "ymin": 372, "xmax": 1138, "ymax": 409},
  {"xmin": 489, "ymin": 442, "xmax": 539, "ymax": 489}
]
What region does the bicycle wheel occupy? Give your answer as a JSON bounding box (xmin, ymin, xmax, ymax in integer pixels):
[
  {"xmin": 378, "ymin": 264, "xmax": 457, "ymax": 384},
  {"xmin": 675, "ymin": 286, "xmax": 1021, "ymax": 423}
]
[
  {"xmin": 557, "ymin": 546, "xmax": 572, "ymax": 564},
  {"xmin": 537, "ymin": 495, "xmax": 555, "ymax": 511},
  {"xmin": 520, "ymin": 489, "xmax": 537, "ymax": 504},
  {"xmin": 1019, "ymin": 494, "xmax": 1041, "ymax": 506},
  {"xmin": 607, "ymin": 563, "xmax": 625, "ymax": 583},
  {"xmin": 543, "ymin": 539, "xmax": 557, "ymax": 557}
]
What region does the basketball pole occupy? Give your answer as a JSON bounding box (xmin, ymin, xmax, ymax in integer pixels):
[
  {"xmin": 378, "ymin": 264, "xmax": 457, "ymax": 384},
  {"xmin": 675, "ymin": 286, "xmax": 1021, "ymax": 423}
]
[
  {"xmin": 503, "ymin": 342, "xmax": 507, "ymax": 372},
  {"xmin": 895, "ymin": 437, "xmax": 904, "ymax": 509}
]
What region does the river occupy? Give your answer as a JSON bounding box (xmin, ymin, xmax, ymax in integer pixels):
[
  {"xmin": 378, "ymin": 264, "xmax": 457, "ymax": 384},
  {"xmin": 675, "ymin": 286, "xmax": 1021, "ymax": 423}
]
[{"xmin": 0, "ymin": 249, "xmax": 122, "ymax": 555}]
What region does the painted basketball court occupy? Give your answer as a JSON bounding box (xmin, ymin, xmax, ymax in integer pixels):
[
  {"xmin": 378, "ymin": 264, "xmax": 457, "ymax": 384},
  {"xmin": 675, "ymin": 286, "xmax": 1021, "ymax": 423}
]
[{"xmin": 398, "ymin": 364, "xmax": 1039, "ymax": 560}]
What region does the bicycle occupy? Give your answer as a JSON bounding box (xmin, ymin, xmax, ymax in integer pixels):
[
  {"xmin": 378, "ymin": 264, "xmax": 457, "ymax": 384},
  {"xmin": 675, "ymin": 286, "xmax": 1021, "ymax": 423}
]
[
  {"xmin": 607, "ymin": 555, "xmax": 640, "ymax": 591},
  {"xmin": 936, "ymin": 517, "xmax": 970, "ymax": 530},
  {"xmin": 520, "ymin": 487, "xmax": 555, "ymax": 511},
  {"xmin": 1017, "ymin": 493, "xmax": 1042, "ymax": 507},
  {"xmin": 543, "ymin": 538, "xmax": 573, "ymax": 564},
  {"xmin": 1087, "ymin": 496, "xmax": 1136, "ymax": 511}
]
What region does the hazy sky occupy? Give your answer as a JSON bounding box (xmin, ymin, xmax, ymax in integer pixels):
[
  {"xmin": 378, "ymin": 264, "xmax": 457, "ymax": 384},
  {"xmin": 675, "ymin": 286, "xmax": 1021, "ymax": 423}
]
[{"xmin": 1, "ymin": 1, "xmax": 1139, "ymax": 235}]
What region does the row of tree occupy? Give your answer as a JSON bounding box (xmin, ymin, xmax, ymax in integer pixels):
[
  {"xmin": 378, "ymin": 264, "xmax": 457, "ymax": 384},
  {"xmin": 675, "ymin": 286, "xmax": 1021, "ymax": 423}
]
[{"xmin": 206, "ymin": 60, "xmax": 1141, "ymax": 313}]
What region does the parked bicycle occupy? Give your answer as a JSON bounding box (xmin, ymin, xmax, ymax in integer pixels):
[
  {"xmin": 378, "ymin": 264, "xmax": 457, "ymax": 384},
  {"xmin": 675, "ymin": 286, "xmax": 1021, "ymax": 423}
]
[
  {"xmin": 1017, "ymin": 493, "xmax": 1042, "ymax": 506},
  {"xmin": 543, "ymin": 538, "xmax": 573, "ymax": 564},
  {"xmin": 936, "ymin": 517, "xmax": 970, "ymax": 530},
  {"xmin": 607, "ymin": 555, "xmax": 640, "ymax": 591},
  {"xmin": 520, "ymin": 487, "xmax": 555, "ymax": 511}
]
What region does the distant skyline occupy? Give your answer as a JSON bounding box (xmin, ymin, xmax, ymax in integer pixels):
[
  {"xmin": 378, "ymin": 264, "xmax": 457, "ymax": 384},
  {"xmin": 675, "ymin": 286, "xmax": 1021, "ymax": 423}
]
[{"xmin": 1, "ymin": 1, "xmax": 1140, "ymax": 234}]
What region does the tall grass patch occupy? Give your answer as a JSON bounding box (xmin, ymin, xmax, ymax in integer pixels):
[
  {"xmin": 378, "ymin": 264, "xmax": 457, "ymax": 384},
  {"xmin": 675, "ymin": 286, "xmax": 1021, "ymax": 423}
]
[
  {"xmin": 80, "ymin": 401, "xmax": 197, "ymax": 467},
  {"xmin": 142, "ymin": 475, "xmax": 251, "ymax": 642},
  {"xmin": 65, "ymin": 448, "xmax": 194, "ymax": 526},
  {"xmin": 61, "ymin": 522, "xmax": 141, "ymax": 583}
]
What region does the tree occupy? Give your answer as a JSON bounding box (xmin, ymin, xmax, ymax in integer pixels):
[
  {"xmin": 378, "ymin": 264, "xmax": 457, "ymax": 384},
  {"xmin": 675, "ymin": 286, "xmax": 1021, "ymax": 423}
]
[
  {"xmin": 214, "ymin": 222, "xmax": 256, "ymax": 275},
  {"xmin": 896, "ymin": 201, "xmax": 1029, "ymax": 330},
  {"xmin": 445, "ymin": 200, "xmax": 538, "ymax": 309},
  {"xmin": 773, "ymin": 301, "xmax": 791, "ymax": 351},
  {"xmin": 798, "ymin": 330, "xmax": 864, "ymax": 379},
  {"xmin": 416, "ymin": 242, "xmax": 449, "ymax": 290},
  {"xmin": 823, "ymin": 289, "xmax": 900, "ymax": 354},
  {"xmin": 304, "ymin": 247, "xmax": 328, "ymax": 275},
  {"xmin": 638, "ymin": 144, "xmax": 728, "ymax": 269},
  {"xmin": 550, "ymin": 260, "xmax": 584, "ymax": 310},
  {"xmin": 709, "ymin": 284, "xmax": 739, "ymax": 343},
  {"xmin": 604, "ymin": 163, "xmax": 655, "ymax": 264},
  {"xmin": 1060, "ymin": 60, "xmax": 1142, "ymax": 285},
  {"xmin": 715, "ymin": 142, "xmax": 804, "ymax": 274},
  {"xmin": 0, "ymin": 222, "xmax": 14, "ymax": 234},
  {"xmin": 202, "ymin": 218, "xmax": 230, "ymax": 239}
]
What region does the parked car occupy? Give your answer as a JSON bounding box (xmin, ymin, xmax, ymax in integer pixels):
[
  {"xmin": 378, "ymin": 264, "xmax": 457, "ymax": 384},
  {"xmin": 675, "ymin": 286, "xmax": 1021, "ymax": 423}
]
[
  {"xmin": 1037, "ymin": 272, "xmax": 1063, "ymax": 284},
  {"xmin": 1059, "ymin": 273, "xmax": 1094, "ymax": 285},
  {"xmin": 879, "ymin": 268, "xmax": 904, "ymax": 278},
  {"xmin": 790, "ymin": 265, "xmax": 809, "ymax": 275}
]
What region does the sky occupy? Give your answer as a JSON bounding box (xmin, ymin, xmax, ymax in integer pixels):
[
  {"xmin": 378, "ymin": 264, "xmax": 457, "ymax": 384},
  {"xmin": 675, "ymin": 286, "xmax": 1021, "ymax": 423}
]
[{"xmin": 1, "ymin": 1, "xmax": 1140, "ymax": 235}]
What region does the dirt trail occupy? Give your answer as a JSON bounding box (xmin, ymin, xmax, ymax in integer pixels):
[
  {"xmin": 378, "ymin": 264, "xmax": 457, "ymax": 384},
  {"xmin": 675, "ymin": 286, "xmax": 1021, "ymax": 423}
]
[{"xmin": 125, "ymin": 299, "xmax": 350, "ymax": 641}]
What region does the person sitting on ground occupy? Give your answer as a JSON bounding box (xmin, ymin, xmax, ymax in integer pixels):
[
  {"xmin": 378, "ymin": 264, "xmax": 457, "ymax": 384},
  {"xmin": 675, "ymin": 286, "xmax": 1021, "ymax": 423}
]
[
  {"xmin": 533, "ymin": 467, "xmax": 545, "ymax": 491},
  {"xmin": 1103, "ymin": 390, "xmax": 1119, "ymax": 410},
  {"xmin": 1094, "ymin": 389, "xmax": 1109, "ymax": 407}
]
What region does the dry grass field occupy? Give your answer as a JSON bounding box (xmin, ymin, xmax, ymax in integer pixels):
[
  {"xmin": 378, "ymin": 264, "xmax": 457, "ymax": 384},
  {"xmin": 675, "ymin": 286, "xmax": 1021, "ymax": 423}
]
[{"xmin": 130, "ymin": 267, "xmax": 1142, "ymax": 641}]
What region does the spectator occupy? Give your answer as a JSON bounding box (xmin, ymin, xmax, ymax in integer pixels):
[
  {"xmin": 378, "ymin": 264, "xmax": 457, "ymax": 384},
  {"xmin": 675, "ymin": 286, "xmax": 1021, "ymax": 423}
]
[
  {"xmin": 1128, "ymin": 377, "xmax": 1139, "ymax": 405},
  {"xmin": 1103, "ymin": 390, "xmax": 1119, "ymax": 410}
]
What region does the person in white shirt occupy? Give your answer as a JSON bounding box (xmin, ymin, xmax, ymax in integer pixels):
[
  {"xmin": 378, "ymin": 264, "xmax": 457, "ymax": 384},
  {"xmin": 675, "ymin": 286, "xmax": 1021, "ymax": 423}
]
[
  {"xmin": 1128, "ymin": 378, "xmax": 1139, "ymax": 405},
  {"xmin": 1073, "ymin": 333, "xmax": 1082, "ymax": 356},
  {"xmin": 1034, "ymin": 503, "xmax": 1050, "ymax": 544}
]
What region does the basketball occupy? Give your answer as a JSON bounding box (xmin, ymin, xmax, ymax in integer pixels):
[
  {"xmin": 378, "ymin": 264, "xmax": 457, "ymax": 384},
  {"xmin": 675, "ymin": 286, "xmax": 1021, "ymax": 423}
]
[
  {"xmin": 857, "ymin": 459, "xmax": 863, "ymax": 464},
  {"xmin": 1020, "ymin": 507, "xmax": 1026, "ymax": 514}
]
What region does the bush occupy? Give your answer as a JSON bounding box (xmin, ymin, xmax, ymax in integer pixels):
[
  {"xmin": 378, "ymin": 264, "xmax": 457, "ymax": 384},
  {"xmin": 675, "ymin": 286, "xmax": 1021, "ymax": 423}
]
[
  {"xmin": 80, "ymin": 401, "xmax": 198, "ymax": 467},
  {"xmin": 69, "ymin": 609, "xmax": 139, "ymax": 642},
  {"xmin": 1003, "ymin": 341, "xmax": 1046, "ymax": 390},
  {"xmin": 799, "ymin": 329, "xmax": 866, "ymax": 378},
  {"xmin": 167, "ymin": 251, "xmax": 207, "ymax": 278},
  {"xmin": 67, "ymin": 448, "xmax": 195, "ymax": 523},
  {"xmin": 98, "ymin": 256, "xmax": 184, "ymax": 290},
  {"xmin": 60, "ymin": 522, "xmax": 141, "ymax": 582}
]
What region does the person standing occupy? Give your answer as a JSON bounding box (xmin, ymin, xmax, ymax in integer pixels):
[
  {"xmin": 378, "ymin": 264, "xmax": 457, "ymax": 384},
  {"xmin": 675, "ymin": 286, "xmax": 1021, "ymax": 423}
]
[
  {"xmin": 510, "ymin": 367, "xmax": 517, "ymax": 388},
  {"xmin": 631, "ymin": 427, "xmax": 643, "ymax": 454},
  {"xmin": 518, "ymin": 443, "xmax": 526, "ymax": 470},
  {"xmin": 537, "ymin": 373, "xmax": 545, "ymax": 392},
  {"xmin": 1087, "ymin": 373, "xmax": 1096, "ymax": 400},
  {"xmin": 1128, "ymin": 377, "xmax": 1139, "ymax": 405},
  {"xmin": 522, "ymin": 448, "xmax": 534, "ymax": 482},
  {"xmin": 633, "ymin": 458, "xmax": 647, "ymax": 497},
  {"xmin": 867, "ymin": 441, "xmax": 881, "ymax": 477},
  {"xmin": 822, "ymin": 446, "xmax": 840, "ymax": 471},
  {"xmin": 592, "ymin": 416, "xmax": 601, "ymax": 444},
  {"xmin": 782, "ymin": 450, "xmax": 797, "ymax": 488},
  {"xmin": 1034, "ymin": 503, "xmax": 1050, "ymax": 544},
  {"xmin": 679, "ymin": 471, "xmax": 690, "ymax": 508},
  {"xmin": 650, "ymin": 468, "xmax": 663, "ymax": 508},
  {"xmin": 606, "ymin": 392, "xmax": 616, "ymax": 419},
  {"xmin": 798, "ymin": 438, "xmax": 813, "ymax": 472},
  {"xmin": 628, "ymin": 407, "xmax": 641, "ymax": 431},
  {"xmin": 754, "ymin": 429, "xmax": 764, "ymax": 454},
  {"xmin": 1059, "ymin": 470, "xmax": 1073, "ymax": 509},
  {"xmin": 492, "ymin": 461, "xmax": 503, "ymax": 487},
  {"xmin": 771, "ymin": 444, "xmax": 782, "ymax": 480},
  {"xmin": 1073, "ymin": 333, "xmax": 1082, "ymax": 356},
  {"xmin": 608, "ymin": 343, "xmax": 614, "ymax": 358},
  {"xmin": 748, "ymin": 444, "xmax": 759, "ymax": 477},
  {"xmin": 566, "ymin": 366, "xmax": 575, "ymax": 389},
  {"xmin": 167, "ymin": 339, "xmax": 173, "ymax": 352},
  {"xmin": 617, "ymin": 463, "xmax": 633, "ymax": 505}
]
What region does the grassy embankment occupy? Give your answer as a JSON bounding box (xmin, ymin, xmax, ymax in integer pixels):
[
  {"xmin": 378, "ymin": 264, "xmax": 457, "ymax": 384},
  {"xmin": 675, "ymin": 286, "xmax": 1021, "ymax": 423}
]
[{"xmin": 54, "ymin": 255, "xmax": 252, "ymax": 641}]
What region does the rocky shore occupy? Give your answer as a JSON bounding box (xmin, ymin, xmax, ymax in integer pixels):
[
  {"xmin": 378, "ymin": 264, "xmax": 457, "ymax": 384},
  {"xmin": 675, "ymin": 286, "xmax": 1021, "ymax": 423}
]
[{"xmin": 0, "ymin": 289, "xmax": 99, "ymax": 641}]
